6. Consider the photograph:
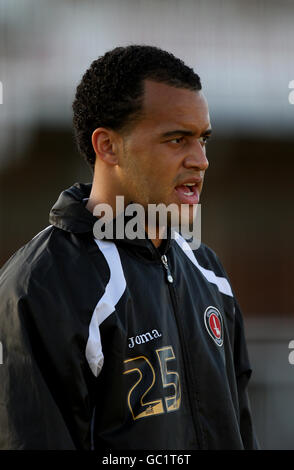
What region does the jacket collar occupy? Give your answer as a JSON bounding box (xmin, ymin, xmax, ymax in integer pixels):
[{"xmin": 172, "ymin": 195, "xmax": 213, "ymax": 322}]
[{"xmin": 49, "ymin": 183, "xmax": 172, "ymax": 260}]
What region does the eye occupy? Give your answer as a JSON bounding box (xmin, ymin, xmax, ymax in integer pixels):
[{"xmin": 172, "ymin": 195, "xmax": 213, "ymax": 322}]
[
  {"xmin": 169, "ymin": 137, "xmax": 184, "ymax": 144},
  {"xmin": 199, "ymin": 135, "xmax": 210, "ymax": 145}
]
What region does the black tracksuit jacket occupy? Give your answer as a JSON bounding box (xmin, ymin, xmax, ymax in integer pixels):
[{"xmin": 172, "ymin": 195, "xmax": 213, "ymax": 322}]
[{"xmin": 0, "ymin": 183, "xmax": 258, "ymax": 450}]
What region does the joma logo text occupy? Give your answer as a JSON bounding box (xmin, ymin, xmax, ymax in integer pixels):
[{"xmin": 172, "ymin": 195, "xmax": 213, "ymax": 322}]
[{"xmin": 128, "ymin": 329, "xmax": 162, "ymax": 349}]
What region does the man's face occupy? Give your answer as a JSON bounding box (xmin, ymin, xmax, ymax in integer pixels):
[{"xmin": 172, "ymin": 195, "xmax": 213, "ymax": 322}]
[{"xmin": 117, "ymin": 79, "xmax": 211, "ymax": 224}]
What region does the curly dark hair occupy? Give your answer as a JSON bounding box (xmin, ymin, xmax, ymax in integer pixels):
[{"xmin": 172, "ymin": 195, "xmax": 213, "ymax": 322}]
[{"xmin": 72, "ymin": 45, "xmax": 202, "ymax": 168}]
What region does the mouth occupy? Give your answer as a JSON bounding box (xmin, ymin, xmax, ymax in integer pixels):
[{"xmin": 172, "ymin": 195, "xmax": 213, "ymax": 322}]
[{"xmin": 174, "ymin": 180, "xmax": 201, "ymax": 205}]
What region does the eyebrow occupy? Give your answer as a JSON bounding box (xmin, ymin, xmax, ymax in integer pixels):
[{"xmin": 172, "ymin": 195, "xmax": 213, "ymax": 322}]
[{"xmin": 160, "ymin": 128, "xmax": 212, "ymax": 138}]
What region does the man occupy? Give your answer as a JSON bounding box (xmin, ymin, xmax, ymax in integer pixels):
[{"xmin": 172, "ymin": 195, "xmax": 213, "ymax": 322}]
[{"xmin": 0, "ymin": 45, "xmax": 258, "ymax": 450}]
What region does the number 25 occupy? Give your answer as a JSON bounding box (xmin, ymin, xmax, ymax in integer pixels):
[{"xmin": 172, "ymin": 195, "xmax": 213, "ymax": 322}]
[{"xmin": 123, "ymin": 345, "xmax": 181, "ymax": 420}]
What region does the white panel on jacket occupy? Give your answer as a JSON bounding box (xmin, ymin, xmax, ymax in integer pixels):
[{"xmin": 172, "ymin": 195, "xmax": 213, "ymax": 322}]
[{"xmin": 85, "ymin": 239, "xmax": 126, "ymax": 377}]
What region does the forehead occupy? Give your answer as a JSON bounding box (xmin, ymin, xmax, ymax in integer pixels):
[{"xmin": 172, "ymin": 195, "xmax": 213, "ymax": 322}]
[{"xmin": 139, "ymin": 79, "xmax": 210, "ymax": 132}]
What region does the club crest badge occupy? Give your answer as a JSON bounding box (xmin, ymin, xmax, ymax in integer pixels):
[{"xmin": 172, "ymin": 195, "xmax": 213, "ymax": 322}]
[{"xmin": 204, "ymin": 306, "xmax": 223, "ymax": 347}]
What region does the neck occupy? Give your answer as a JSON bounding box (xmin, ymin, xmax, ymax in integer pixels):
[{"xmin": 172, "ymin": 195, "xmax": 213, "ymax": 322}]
[
  {"xmin": 146, "ymin": 225, "xmax": 166, "ymax": 248},
  {"xmin": 87, "ymin": 174, "xmax": 167, "ymax": 248},
  {"xmin": 87, "ymin": 198, "xmax": 166, "ymax": 249}
]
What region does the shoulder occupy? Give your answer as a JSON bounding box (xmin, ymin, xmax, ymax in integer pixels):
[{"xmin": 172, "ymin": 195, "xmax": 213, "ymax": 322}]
[
  {"xmin": 0, "ymin": 226, "xmax": 109, "ymax": 320},
  {"xmin": 1, "ymin": 225, "xmax": 70, "ymax": 281},
  {"xmin": 0, "ymin": 225, "xmax": 105, "ymax": 298},
  {"xmin": 193, "ymin": 242, "xmax": 229, "ymax": 278},
  {"xmin": 173, "ymin": 235, "xmax": 234, "ymax": 299},
  {"xmin": 173, "ymin": 233, "xmax": 229, "ymax": 279},
  {"xmin": 0, "ymin": 226, "xmax": 54, "ymax": 294}
]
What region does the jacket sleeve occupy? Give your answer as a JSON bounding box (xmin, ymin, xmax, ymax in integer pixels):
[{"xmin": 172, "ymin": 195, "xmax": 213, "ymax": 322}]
[
  {"xmin": 0, "ymin": 268, "xmax": 95, "ymax": 450},
  {"xmin": 233, "ymin": 299, "xmax": 259, "ymax": 450},
  {"xmin": 198, "ymin": 243, "xmax": 259, "ymax": 449}
]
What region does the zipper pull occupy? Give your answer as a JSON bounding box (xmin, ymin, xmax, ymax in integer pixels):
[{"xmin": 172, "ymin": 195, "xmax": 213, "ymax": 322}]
[{"xmin": 161, "ymin": 255, "xmax": 174, "ymax": 283}]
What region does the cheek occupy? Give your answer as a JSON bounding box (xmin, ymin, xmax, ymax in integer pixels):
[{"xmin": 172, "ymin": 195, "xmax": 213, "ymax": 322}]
[{"xmin": 125, "ymin": 145, "xmax": 175, "ymax": 194}]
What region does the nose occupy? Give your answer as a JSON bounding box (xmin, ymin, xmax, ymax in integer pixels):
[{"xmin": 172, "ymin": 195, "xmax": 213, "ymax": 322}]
[{"xmin": 183, "ymin": 139, "xmax": 209, "ymax": 171}]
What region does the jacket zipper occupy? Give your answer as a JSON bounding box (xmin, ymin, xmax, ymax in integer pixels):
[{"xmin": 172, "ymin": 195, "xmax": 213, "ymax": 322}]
[
  {"xmin": 161, "ymin": 254, "xmax": 174, "ymax": 283},
  {"xmin": 160, "ymin": 253, "xmax": 206, "ymax": 449}
]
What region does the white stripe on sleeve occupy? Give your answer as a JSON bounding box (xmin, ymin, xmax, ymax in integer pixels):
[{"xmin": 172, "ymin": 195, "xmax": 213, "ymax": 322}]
[{"xmin": 85, "ymin": 239, "xmax": 126, "ymax": 377}]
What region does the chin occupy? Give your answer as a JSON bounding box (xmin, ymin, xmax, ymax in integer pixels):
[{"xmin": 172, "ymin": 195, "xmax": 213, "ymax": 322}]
[
  {"xmin": 159, "ymin": 202, "xmax": 194, "ymax": 229},
  {"xmin": 176, "ymin": 203, "xmax": 200, "ymax": 234}
]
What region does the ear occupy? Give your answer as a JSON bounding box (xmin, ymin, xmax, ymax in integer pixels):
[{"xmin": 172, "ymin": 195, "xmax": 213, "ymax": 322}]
[{"xmin": 91, "ymin": 128, "xmax": 120, "ymax": 166}]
